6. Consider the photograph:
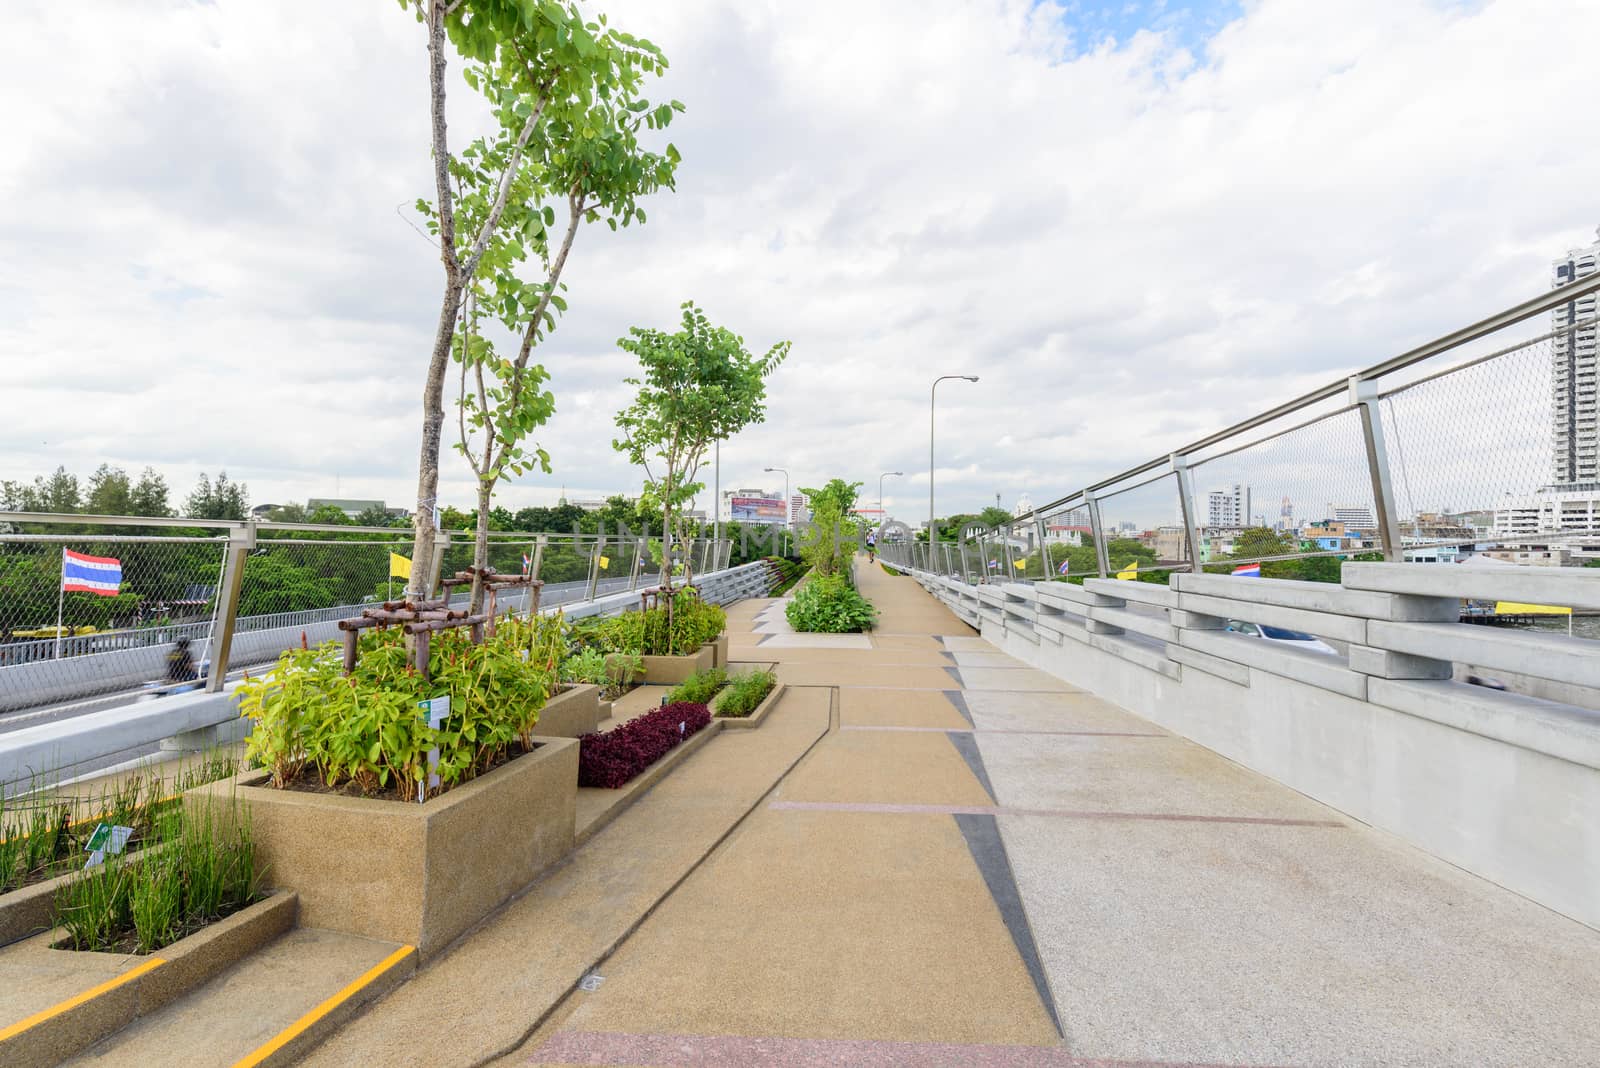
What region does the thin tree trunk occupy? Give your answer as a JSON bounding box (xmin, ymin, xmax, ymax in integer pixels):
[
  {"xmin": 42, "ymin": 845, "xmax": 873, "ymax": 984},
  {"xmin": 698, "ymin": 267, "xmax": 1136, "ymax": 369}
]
[
  {"xmin": 407, "ymin": 0, "xmax": 461, "ymax": 600},
  {"xmin": 469, "ymin": 480, "xmax": 493, "ymax": 614}
]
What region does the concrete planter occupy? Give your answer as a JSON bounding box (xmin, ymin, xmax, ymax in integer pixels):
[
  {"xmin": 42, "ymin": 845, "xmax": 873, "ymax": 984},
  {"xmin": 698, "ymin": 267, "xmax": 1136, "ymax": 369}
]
[
  {"xmin": 189, "ymin": 737, "xmax": 577, "ymax": 960},
  {"xmin": 538, "ymin": 684, "xmax": 602, "ymax": 738},
  {"xmin": 715, "ymin": 682, "xmax": 785, "ymax": 729},
  {"xmin": 709, "ymin": 634, "xmax": 729, "ymax": 670},
  {"xmin": 624, "ymin": 645, "xmax": 715, "ymax": 685},
  {"xmin": 2, "ymin": 891, "xmax": 297, "ymax": 1068}
]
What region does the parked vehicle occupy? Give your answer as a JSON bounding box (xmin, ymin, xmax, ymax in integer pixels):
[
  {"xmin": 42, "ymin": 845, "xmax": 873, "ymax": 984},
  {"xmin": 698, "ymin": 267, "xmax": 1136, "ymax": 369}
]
[{"xmin": 1226, "ymin": 620, "xmax": 1338, "ymax": 656}]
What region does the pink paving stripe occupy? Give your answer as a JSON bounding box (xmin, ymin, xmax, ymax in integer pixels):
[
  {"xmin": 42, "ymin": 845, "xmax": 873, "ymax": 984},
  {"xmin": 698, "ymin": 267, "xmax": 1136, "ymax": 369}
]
[
  {"xmin": 842, "ymin": 725, "xmax": 1166, "ymax": 737},
  {"xmin": 529, "ymin": 1029, "xmax": 1271, "ymax": 1067},
  {"xmin": 767, "ymin": 799, "xmax": 1345, "ymax": 828}
]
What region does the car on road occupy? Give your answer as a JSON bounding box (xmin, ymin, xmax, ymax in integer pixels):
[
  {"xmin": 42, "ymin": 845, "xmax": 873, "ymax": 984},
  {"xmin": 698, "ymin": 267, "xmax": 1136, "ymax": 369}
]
[{"xmin": 1226, "ymin": 619, "xmax": 1338, "ymax": 656}]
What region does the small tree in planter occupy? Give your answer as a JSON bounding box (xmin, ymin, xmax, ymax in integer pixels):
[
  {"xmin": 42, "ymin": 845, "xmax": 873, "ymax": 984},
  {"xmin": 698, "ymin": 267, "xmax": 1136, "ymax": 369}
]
[
  {"xmin": 397, "ymin": 0, "xmax": 682, "ymax": 601},
  {"xmin": 612, "ymin": 302, "xmax": 789, "ymax": 591},
  {"xmin": 446, "ymin": 43, "xmax": 682, "ymax": 614}
]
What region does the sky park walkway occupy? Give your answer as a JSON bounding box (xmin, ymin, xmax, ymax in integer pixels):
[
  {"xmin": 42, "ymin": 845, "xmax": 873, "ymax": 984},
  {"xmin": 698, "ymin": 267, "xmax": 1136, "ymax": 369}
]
[{"xmin": 8, "ymin": 556, "xmax": 1593, "ymax": 1067}]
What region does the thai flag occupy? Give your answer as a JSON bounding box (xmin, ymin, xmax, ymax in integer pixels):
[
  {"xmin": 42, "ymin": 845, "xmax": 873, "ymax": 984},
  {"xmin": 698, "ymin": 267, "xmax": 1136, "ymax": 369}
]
[
  {"xmin": 521, "ymin": 553, "xmax": 531, "ymax": 574},
  {"xmin": 62, "ymin": 549, "xmax": 122, "ymax": 596},
  {"xmin": 1232, "ymin": 563, "xmax": 1261, "ymax": 577},
  {"xmin": 1057, "ymin": 559, "xmax": 1070, "ymax": 576}
]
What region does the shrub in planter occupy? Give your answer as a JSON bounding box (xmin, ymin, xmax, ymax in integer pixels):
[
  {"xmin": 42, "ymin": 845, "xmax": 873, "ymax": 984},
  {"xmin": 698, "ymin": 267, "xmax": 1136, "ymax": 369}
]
[
  {"xmin": 785, "ymin": 574, "xmax": 876, "ymax": 633},
  {"xmin": 577, "ymin": 701, "xmax": 711, "ymax": 789},
  {"xmin": 238, "ymin": 625, "xmax": 553, "ymax": 800},
  {"xmin": 713, "ymin": 670, "xmax": 776, "ymax": 718},
  {"xmin": 666, "ymin": 667, "xmax": 726, "ymax": 705},
  {"xmin": 563, "ymin": 645, "xmax": 641, "ymax": 701}
]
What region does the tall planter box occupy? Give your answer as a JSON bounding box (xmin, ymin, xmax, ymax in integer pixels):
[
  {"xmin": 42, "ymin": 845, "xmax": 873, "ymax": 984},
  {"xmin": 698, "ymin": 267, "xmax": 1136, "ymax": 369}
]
[
  {"xmin": 188, "ymin": 737, "xmax": 577, "ymax": 961},
  {"xmin": 614, "ymin": 644, "xmax": 715, "ymax": 685},
  {"xmin": 538, "ymin": 684, "xmax": 602, "ymax": 738},
  {"xmin": 709, "ymin": 634, "xmax": 729, "ymax": 670}
]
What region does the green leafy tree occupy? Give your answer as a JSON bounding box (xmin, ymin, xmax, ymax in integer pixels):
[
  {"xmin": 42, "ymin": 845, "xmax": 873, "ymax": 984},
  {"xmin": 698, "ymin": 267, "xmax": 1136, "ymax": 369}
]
[
  {"xmin": 129, "ymin": 467, "xmax": 172, "ymax": 517},
  {"xmin": 613, "ymin": 302, "xmax": 789, "ymax": 586},
  {"xmin": 1228, "ymin": 527, "xmax": 1296, "ymax": 560},
  {"xmin": 797, "ymin": 479, "xmax": 864, "ymax": 579},
  {"xmin": 1, "ymin": 466, "xmax": 81, "ymax": 513},
  {"xmin": 398, "ymin": 0, "xmax": 682, "ymax": 600},
  {"xmin": 978, "ymin": 506, "xmax": 1013, "ymax": 528},
  {"xmin": 85, "ymin": 465, "xmax": 132, "ymax": 516},
  {"xmin": 184, "ymin": 472, "xmax": 249, "ymax": 520}
]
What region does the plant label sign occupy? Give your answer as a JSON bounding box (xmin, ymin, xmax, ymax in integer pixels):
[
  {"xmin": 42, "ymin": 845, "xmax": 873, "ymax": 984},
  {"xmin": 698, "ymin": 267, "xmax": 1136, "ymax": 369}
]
[
  {"xmin": 83, "ymin": 823, "xmax": 134, "ymax": 869},
  {"xmin": 417, "ymin": 695, "xmax": 451, "ymax": 802}
]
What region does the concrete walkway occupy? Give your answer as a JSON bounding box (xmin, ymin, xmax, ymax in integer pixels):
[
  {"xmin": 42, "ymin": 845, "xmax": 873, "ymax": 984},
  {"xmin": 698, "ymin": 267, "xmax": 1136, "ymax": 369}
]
[{"xmin": 497, "ymin": 557, "xmax": 1600, "ymax": 1067}]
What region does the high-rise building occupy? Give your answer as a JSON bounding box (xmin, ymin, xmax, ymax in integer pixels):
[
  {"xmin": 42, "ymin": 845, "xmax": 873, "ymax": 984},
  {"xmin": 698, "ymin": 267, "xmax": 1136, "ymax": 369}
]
[
  {"xmin": 1552, "ymin": 230, "xmax": 1599, "ymax": 487},
  {"xmin": 1206, "ymin": 484, "xmax": 1250, "ymax": 528},
  {"xmin": 789, "ymin": 493, "xmax": 811, "ymax": 524}
]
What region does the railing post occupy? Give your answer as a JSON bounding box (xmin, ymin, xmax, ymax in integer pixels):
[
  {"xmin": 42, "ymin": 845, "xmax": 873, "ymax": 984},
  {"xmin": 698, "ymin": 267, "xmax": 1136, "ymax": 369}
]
[
  {"xmin": 585, "ymin": 535, "xmax": 606, "ymax": 601},
  {"xmin": 958, "ymin": 537, "xmax": 973, "ymax": 584},
  {"xmin": 1036, "ymin": 515, "xmax": 1052, "ymax": 581},
  {"xmin": 1084, "ymin": 489, "xmax": 1110, "ymax": 578},
  {"xmin": 1350, "ymin": 376, "xmax": 1404, "ymax": 561},
  {"xmin": 204, "ymin": 520, "xmax": 254, "ymax": 694},
  {"xmin": 1171, "ymin": 453, "xmax": 1204, "ymax": 574},
  {"xmin": 528, "ymin": 534, "xmax": 548, "ymax": 584},
  {"xmin": 629, "ymin": 537, "xmax": 646, "ymax": 591}
]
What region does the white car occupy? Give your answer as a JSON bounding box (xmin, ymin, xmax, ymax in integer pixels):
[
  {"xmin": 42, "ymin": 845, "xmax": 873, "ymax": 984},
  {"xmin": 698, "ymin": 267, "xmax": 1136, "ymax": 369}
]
[{"xmin": 1226, "ymin": 620, "xmax": 1338, "ymax": 656}]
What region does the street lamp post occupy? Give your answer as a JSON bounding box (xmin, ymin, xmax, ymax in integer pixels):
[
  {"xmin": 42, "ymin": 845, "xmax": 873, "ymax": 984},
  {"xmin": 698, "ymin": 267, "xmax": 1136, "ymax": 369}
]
[
  {"xmin": 763, "ymin": 466, "xmax": 789, "ymax": 557},
  {"xmin": 878, "ymin": 471, "xmax": 903, "ymax": 530},
  {"xmin": 929, "ymin": 375, "xmax": 979, "ymax": 556}
]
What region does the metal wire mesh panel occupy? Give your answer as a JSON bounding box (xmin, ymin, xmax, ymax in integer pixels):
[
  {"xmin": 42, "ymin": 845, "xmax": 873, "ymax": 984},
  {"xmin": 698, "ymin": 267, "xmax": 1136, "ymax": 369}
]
[
  {"xmin": 1094, "ymin": 473, "xmax": 1185, "ymax": 580},
  {"xmin": 1381, "ymin": 334, "xmax": 1591, "ymax": 549},
  {"xmin": 1188, "ymin": 408, "xmax": 1376, "ymax": 562},
  {"xmin": 0, "ymin": 534, "xmax": 227, "ymax": 711}
]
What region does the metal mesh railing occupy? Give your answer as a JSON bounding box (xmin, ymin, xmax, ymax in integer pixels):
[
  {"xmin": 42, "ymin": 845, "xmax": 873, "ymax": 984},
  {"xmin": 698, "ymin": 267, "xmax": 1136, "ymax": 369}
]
[
  {"xmin": 902, "ymin": 272, "xmax": 1600, "ymax": 587},
  {"xmin": 0, "ymin": 518, "xmax": 749, "ymax": 717},
  {"xmin": 0, "ymin": 532, "xmax": 228, "ymax": 711}
]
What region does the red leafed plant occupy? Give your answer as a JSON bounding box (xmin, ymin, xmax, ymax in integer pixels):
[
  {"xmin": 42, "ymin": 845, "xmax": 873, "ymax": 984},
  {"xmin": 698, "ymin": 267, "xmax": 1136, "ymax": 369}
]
[{"xmin": 578, "ymin": 701, "xmax": 711, "ymax": 789}]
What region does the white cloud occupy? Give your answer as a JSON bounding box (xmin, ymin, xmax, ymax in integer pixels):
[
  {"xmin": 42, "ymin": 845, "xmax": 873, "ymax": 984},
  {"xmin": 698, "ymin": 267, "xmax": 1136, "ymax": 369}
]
[{"xmin": 1, "ymin": 0, "xmax": 1596, "ymax": 526}]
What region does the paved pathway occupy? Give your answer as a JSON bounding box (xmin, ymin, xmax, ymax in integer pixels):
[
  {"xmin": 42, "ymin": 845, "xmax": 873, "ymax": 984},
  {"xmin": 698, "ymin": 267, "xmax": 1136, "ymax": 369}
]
[{"xmin": 503, "ymin": 558, "xmax": 1600, "ymax": 1067}]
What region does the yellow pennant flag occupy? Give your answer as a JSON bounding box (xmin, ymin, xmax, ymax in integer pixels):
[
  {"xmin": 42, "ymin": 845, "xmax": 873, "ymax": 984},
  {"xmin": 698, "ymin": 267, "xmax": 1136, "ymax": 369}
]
[
  {"xmin": 598, "ymin": 555, "xmax": 610, "ymax": 570},
  {"xmin": 1115, "ymin": 562, "xmax": 1138, "ymax": 580},
  {"xmin": 389, "ymin": 553, "xmax": 412, "ymax": 579},
  {"xmin": 1012, "ymin": 558, "xmax": 1027, "ymax": 571}
]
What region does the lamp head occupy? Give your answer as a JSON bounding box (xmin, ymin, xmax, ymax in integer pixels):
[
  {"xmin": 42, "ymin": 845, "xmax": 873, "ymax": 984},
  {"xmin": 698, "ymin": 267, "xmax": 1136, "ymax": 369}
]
[{"xmin": 963, "ymin": 376, "xmax": 979, "ymax": 382}]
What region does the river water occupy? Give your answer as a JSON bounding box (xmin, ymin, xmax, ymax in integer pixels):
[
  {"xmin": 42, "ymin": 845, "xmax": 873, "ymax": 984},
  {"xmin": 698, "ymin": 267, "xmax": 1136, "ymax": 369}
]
[{"xmin": 1510, "ymin": 614, "xmax": 1600, "ymax": 641}]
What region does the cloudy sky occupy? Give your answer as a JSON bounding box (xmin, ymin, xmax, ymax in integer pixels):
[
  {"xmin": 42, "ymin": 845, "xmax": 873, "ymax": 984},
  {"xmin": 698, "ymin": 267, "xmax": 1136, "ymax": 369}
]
[{"xmin": 2, "ymin": 0, "xmax": 1596, "ymax": 527}]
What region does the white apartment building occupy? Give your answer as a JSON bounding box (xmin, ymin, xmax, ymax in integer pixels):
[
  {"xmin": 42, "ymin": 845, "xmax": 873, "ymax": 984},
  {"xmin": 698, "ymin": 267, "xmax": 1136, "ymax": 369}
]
[
  {"xmin": 1206, "ymin": 484, "xmax": 1250, "ymax": 528},
  {"xmin": 1493, "ymin": 487, "xmax": 1600, "ymax": 537},
  {"xmin": 1553, "ymin": 231, "xmax": 1599, "ymax": 486},
  {"xmin": 1329, "ymin": 505, "xmax": 1377, "ymax": 531}
]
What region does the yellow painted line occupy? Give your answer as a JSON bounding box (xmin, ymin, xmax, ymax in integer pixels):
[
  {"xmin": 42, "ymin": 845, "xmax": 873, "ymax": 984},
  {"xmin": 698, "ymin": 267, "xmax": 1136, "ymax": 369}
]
[
  {"xmin": 0, "ymin": 956, "xmax": 167, "ymax": 1042},
  {"xmin": 231, "ymin": 944, "xmax": 415, "ymax": 1068}
]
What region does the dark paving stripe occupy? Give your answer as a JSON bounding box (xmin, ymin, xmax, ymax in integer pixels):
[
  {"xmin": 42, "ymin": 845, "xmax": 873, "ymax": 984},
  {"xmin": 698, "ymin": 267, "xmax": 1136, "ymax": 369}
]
[
  {"xmin": 531, "ymin": 1029, "xmax": 1266, "ymax": 1066},
  {"xmin": 843, "ymin": 725, "xmax": 1167, "ymax": 738},
  {"xmin": 954, "ymin": 812, "xmax": 1064, "ymax": 1039},
  {"xmin": 946, "ymin": 730, "xmax": 997, "ymax": 802},
  {"xmin": 769, "ymin": 800, "xmax": 1347, "ymax": 828},
  {"xmin": 944, "ymin": 689, "xmax": 974, "ymax": 726}
]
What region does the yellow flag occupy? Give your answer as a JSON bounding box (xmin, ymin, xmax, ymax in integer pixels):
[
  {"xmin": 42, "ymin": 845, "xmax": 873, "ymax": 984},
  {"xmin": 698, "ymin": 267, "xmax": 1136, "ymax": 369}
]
[
  {"xmin": 1115, "ymin": 562, "xmax": 1138, "ymax": 581},
  {"xmin": 598, "ymin": 555, "xmax": 610, "ymax": 570},
  {"xmin": 1012, "ymin": 558, "xmax": 1026, "ymax": 570},
  {"xmin": 389, "ymin": 553, "xmax": 412, "ymax": 579},
  {"xmin": 1494, "ymin": 601, "xmax": 1570, "ymax": 616}
]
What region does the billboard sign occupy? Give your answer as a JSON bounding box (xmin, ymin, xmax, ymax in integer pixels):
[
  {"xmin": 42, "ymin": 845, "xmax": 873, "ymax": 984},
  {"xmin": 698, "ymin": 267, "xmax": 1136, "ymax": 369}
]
[{"xmin": 731, "ymin": 496, "xmax": 787, "ymax": 523}]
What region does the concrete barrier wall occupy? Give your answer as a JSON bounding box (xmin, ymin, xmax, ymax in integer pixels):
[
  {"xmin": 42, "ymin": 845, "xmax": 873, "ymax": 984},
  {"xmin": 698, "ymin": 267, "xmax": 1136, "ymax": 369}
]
[{"xmin": 911, "ymin": 564, "xmax": 1600, "ymax": 931}]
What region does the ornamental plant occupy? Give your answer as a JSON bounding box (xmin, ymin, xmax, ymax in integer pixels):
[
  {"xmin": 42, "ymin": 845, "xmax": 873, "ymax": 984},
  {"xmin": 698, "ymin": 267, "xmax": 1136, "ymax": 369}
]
[
  {"xmin": 785, "ymin": 575, "xmax": 876, "ymax": 634},
  {"xmin": 577, "ymin": 701, "xmax": 710, "ymax": 788},
  {"xmin": 238, "ymin": 626, "xmax": 554, "ymax": 800},
  {"xmin": 713, "ymin": 669, "xmax": 776, "ymax": 718}
]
